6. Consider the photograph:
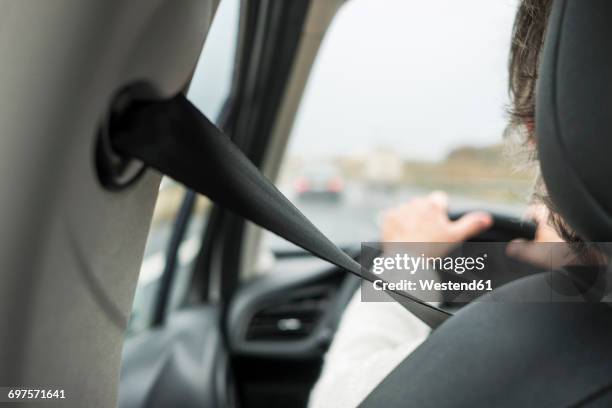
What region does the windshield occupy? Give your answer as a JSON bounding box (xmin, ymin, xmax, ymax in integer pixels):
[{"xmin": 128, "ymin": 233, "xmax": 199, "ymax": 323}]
[{"xmin": 265, "ymin": 0, "xmax": 531, "ymax": 253}]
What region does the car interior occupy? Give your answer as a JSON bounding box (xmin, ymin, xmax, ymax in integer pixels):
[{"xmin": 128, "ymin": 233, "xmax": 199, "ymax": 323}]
[{"xmin": 3, "ymin": 0, "xmax": 612, "ymax": 407}]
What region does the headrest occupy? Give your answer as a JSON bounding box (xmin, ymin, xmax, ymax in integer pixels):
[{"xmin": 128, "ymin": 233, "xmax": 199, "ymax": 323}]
[{"xmin": 537, "ymin": 0, "xmax": 612, "ymax": 244}]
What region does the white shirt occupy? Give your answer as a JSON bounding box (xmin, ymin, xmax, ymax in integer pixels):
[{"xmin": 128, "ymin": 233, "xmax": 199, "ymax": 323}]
[{"xmin": 308, "ymin": 291, "xmax": 431, "ymax": 408}]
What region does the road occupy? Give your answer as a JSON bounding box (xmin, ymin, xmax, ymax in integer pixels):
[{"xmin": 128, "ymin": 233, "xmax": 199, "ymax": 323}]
[
  {"xmin": 139, "ymin": 182, "xmax": 526, "ymax": 277},
  {"xmin": 265, "ymin": 182, "xmax": 525, "ymax": 251}
]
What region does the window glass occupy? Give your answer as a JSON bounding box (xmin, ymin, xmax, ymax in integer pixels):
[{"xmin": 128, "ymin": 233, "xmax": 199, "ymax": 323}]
[
  {"xmin": 128, "ymin": 182, "xmax": 211, "ymax": 336},
  {"xmin": 265, "ymin": 0, "xmax": 532, "ymax": 252},
  {"xmin": 127, "ymin": 0, "xmax": 240, "ymax": 335},
  {"xmin": 128, "ymin": 179, "xmax": 188, "ymax": 335},
  {"xmin": 188, "ymin": 0, "xmax": 240, "ymax": 120}
]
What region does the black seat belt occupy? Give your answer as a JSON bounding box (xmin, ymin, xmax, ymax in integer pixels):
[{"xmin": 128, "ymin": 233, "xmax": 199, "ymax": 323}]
[{"xmin": 110, "ymin": 93, "xmax": 451, "ymax": 329}]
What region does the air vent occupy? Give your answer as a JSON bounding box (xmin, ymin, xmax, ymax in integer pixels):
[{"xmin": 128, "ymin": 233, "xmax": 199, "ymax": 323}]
[{"xmin": 246, "ymin": 287, "xmax": 331, "ymax": 341}]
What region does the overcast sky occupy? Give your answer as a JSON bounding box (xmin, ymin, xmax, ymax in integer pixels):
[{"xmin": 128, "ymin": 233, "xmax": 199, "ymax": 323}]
[{"xmin": 287, "ymin": 0, "xmax": 519, "ymax": 161}]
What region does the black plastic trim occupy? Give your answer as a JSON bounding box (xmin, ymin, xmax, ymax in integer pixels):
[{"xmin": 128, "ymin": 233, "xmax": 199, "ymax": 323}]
[
  {"xmin": 96, "ymin": 82, "xmax": 157, "ymax": 190},
  {"xmin": 227, "ymin": 257, "xmax": 357, "ymax": 359}
]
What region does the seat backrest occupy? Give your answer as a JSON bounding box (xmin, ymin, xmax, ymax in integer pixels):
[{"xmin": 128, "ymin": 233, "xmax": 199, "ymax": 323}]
[
  {"xmin": 537, "ymin": 0, "xmax": 612, "ymax": 246},
  {"xmin": 361, "ymin": 272, "xmax": 612, "ymax": 407}
]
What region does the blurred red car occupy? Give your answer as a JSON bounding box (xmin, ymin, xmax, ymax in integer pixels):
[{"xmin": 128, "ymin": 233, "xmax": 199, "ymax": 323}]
[{"xmin": 293, "ymin": 164, "xmax": 344, "ymax": 201}]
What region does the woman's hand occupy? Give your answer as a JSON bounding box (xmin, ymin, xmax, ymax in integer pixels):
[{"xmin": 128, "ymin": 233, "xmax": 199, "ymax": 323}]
[{"xmin": 381, "ymin": 191, "xmax": 493, "ymax": 256}]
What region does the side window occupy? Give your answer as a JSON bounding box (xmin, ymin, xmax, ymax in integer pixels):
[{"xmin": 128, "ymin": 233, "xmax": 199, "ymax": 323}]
[
  {"xmin": 127, "ymin": 0, "xmax": 240, "ymax": 336},
  {"xmin": 128, "ymin": 180, "xmax": 207, "ymax": 335},
  {"xmin": 188, "ymin": 0, "xmax": 240, "ymax": 120},
  {"xmin": 265, "ymin": 0, "xmax": 532, "ymax": 254}
]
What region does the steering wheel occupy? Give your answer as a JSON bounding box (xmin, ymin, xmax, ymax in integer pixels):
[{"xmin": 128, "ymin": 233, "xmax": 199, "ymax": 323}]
[
  {"xmin": 448, "ymin": 211, "xmax": 536, "ymax": 242},
  {"xmin": 440, "ymin": 211, "xmax": 538, "ymax": 308}
]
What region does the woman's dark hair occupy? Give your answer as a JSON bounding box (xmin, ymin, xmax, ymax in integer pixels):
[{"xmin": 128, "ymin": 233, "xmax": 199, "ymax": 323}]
[{"xmin": 507, "ymin": 0, "xmax": 552, "ymax": 143}]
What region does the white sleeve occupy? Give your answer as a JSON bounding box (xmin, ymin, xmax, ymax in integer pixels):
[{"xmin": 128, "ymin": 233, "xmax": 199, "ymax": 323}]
[{"xmin": 308, "ymin": 290, "xmax": 431, "ymax": 408}]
